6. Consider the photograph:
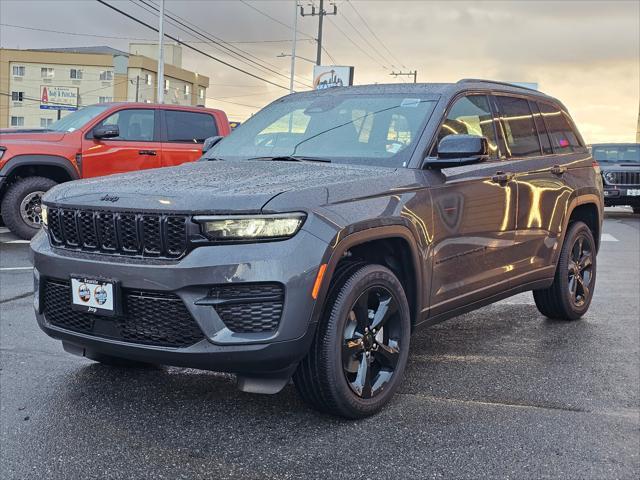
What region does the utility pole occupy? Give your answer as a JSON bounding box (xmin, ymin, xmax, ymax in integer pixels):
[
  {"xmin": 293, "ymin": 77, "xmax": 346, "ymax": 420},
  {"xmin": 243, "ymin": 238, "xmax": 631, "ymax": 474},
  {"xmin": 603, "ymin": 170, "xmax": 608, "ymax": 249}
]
[
  {"xmin": 300, "ymin": 0, "xmax": 337, "ymax": 66},
  {"xmin": 390, "ymin": 70, "xmax": 418, "ymax": 83},
  {"xmin": 135, "ymin": 75, "xmax": 140, "ymax": 102},
  {"xmin": 289, "ymin": 0, "xmax": 298, "ymax": 93},
  {"xmin": 156, "ymin": 0, "xmax": 166, "ymax": 103}
]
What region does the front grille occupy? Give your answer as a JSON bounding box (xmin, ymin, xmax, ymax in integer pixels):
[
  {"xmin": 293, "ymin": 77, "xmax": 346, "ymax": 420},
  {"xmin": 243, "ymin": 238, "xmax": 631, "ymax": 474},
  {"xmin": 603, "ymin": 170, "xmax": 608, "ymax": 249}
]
[
  {"xmin": 208, "ymin": 283, "xmax": 284, "ymax": 333},
  {"xmin": 46, "ymin": 207, "xmax": 188, "ymax": 258},
  {"xmin": 604, "ymin": 171, "xmax": 640, "ymax": 186},
  {"xmin": 43, "ymin": 279, "xmax": 204, "ymax": 348}
]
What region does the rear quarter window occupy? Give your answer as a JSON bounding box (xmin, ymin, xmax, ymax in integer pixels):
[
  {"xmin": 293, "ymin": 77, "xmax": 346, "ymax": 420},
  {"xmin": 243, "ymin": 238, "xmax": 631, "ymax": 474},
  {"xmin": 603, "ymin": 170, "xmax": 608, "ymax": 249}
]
[
  {"xmin": 496, "ymin": 96, "xmax": 541, "ymax": 157},
  {"xmin": 164, "ymin": 110, "xmax": 218, "ymax": 143},
  {"xmin": 537, "ymin": 102, "xmax": 582, "ymax": 153}
]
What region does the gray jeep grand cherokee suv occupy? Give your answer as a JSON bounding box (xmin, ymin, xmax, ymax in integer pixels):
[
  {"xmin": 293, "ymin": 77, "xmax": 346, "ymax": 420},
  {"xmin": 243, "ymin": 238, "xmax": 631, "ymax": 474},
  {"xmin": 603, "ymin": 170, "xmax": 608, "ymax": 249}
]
[{"xmin": 32, "ymin": 80, "xmax": 603, "ymax": 418}]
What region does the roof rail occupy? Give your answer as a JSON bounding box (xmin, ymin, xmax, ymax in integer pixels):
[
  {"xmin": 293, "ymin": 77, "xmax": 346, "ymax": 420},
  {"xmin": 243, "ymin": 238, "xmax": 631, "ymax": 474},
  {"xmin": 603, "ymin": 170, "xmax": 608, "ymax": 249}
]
[{"xmin": 457, "ymin": 78, "xmax": 540, "ymax": 93}]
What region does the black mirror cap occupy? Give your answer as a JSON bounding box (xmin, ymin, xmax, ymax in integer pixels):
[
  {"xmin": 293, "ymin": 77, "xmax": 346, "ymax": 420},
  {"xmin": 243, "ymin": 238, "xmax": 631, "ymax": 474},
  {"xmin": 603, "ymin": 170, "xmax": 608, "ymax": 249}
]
[
  {"xmin": 93, "ymin": 125, "xmax": 119, "ymax": 139},
  {"xmin": 202, "ymin": 135, "xmax": 224, "ymax": 154},
  {"xmin": 424, "ymin": 134, "xmax": 489, "ymax": 169}
]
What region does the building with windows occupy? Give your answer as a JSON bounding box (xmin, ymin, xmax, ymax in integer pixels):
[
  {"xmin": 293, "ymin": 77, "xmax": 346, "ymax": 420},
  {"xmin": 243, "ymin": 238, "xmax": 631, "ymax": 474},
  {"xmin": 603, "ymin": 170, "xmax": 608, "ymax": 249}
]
[{"xmin": 0, "ymin": 43, "xmax": 209, "ymax": 129}]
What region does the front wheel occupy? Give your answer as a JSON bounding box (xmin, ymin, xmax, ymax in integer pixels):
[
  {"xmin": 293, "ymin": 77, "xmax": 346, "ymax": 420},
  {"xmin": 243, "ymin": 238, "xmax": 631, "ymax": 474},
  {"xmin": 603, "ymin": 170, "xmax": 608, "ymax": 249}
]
[
  {"xmin": 1, "ymin": 176, "xmax": 57, "ymax": 239},
  {"xmin": 294, "ymin": 263, "xmax": 411, "ymax": 419},
  {"xmin": 533, "ymin": 221, "xmax": 597, "ymax": 320}
]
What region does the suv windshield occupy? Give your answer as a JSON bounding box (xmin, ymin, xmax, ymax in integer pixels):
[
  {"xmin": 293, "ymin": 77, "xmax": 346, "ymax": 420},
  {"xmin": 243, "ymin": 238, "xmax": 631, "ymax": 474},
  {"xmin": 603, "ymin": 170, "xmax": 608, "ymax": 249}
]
[
  {"xmin": 592, "ymin": 144, "xmax": 640, "ymax": 163},
  {"xmin": 205, "ymin": 94, "xmax": 437, "ymax": 167},
  {"xmin": 47, "ymin": 104, "xmax": 112, "ymax": 133}
]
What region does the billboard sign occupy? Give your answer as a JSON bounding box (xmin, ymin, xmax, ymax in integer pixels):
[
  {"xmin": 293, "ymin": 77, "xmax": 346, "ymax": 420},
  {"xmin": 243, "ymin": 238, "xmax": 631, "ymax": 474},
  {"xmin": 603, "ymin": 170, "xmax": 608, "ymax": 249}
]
[
  {"xmin": 40, "ymin": 86, "xmax": 79, "ymax": 111},
  {"xmin": 312, "ymin": 66, "xmax": 354, "ymax": 90}
]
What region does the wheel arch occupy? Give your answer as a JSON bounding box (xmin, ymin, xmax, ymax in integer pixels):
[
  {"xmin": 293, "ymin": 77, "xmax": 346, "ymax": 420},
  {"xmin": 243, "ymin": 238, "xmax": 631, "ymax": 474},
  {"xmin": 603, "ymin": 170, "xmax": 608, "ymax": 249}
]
[
  {"xmin": 0, "ymin": 154, "xmax": 79, "ymax": 200},
  {"xmin": 313, "ymin": 224, "xmax": 424, "ymax": 330}
]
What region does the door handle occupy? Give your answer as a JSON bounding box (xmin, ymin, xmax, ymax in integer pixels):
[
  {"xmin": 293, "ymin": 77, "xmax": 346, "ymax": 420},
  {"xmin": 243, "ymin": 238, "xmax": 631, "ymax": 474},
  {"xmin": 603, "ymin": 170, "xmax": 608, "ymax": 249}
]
[
  {"xmin": 138, "ymin": 150, "xmax": 157, "ymax": 156},
  {"xmin": 550, "ymin": 164, "xmax": 566, "ymax": 176},
  {"xmin": 491, "ymin": 171, "xmax": 514, "ymax": 184}
]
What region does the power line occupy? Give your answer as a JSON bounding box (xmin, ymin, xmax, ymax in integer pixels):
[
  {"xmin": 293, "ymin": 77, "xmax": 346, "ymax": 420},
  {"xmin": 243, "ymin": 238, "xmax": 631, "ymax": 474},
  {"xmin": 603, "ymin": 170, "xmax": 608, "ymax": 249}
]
[
  {"xmin": 95, "ymin": 0, "xmax": 291, "ymax": 91},
  {"xmin": 338, "ymin": 9, "xmax": 395, "ymax": 69},
  {"xmin": 135, "ymin": 0, "xmax": 312, "ymax": 88},
  {"xmin": 325, "ymin": 16, "xmax": 388, "ymax": 70},
  {"xmin": 345, "ymin": 0, "xmax": 407, "ymax": 69}
]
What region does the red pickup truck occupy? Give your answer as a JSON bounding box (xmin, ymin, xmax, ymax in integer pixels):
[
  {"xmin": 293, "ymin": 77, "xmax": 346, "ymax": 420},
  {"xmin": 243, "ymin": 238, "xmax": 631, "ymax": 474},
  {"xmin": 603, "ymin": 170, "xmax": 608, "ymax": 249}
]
[{"xmin": 0, "ymin": 103, "xmax": 230, "ymax": 239}]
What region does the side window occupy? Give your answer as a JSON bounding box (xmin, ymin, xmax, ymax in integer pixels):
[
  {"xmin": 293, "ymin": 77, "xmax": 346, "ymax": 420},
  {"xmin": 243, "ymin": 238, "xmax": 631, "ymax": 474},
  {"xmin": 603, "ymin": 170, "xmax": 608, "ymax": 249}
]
[
  {"xmin": 530, "ymin": 101, "xmax": 553, "ymax": 154},
  {"xmin": 165, "ymin": 110, "xmax": 217, "ymax": 143},
  {"xmin": 496, "ymin": 96, "xmax": 540, "ymax": 157},
  {"xmin": 538, "ymin": 102, "xmax": 582, "ymax": 153},
  {"xmin": 97, "ymin": 109, "xmax": 155, "ymax": 141},
  {"xmin": 435, "ymin": 95, "xmax": 499, "ymax": 158}
]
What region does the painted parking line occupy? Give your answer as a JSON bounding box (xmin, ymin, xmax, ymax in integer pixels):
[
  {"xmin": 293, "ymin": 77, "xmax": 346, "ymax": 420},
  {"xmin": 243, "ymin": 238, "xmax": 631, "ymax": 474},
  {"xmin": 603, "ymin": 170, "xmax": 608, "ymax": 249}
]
[
  {"xmin": 601, "ymin": 233, "xmax": 619, "ymax": 242},
  {"xmin": 2, "ymin": 239, "xmax": 30, "ymax": 244},
  {"xmin": 0, "ymin": 266, "xmax": 33, "ymax": 271},
  {"xmin": 0, "ymin": 227, "xmax": 9, "ymax": 233}
]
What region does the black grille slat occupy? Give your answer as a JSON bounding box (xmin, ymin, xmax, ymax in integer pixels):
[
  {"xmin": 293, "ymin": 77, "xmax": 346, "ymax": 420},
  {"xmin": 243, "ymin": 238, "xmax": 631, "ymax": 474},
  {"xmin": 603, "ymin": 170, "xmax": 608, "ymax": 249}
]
[
  {"xmin": 61, "ymin": 210, "xmax": 79, "ymax": 246},
  {"xmin": 45, "ymin": 208, "xmax": 188, "ymax": 259},
  {"xmin": 43, "ymin": 280, "xmax": 204, "ymax": 348},
  {"xmin": 142, "ymin": 215, "xmax": 162, "ymax": 255},
  {"xmin": 78, "ymin": 211, "xmax": 98, "ymax": 249},
  {"xmin": 209, "ymin": 283, "xmax": 284, "ymax": 333}
]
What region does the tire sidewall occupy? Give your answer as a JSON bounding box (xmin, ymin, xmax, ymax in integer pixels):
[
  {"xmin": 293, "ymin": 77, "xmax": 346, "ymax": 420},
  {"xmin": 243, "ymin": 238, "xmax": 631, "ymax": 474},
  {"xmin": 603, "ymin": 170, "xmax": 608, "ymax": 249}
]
[
  {"xmin": 1, "ymin": 177, "xmax": 57, "ymax": 239},
  {"xmin": 323, "ymin": 264, "xmax": 411, "ymax": 417}
]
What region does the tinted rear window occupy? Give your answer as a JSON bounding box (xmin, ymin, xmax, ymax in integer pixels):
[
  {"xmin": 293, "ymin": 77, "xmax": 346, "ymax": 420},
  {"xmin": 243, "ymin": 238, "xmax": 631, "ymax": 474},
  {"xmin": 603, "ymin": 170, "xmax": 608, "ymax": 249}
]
[
  {"xmin": 538, "ymin": 102, "xmax": 582, "ymax": 153},
  {"xmin": 164, "ymin": 110, "xmax": 217, "ymax": 143}
]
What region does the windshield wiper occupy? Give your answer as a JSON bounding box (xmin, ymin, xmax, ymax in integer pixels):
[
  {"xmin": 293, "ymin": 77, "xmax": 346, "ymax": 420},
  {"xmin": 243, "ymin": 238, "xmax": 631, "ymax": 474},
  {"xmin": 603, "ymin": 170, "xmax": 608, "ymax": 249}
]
[{"xmin": 247, "ymin": 155, "xmax": 332, "ymax": 163}]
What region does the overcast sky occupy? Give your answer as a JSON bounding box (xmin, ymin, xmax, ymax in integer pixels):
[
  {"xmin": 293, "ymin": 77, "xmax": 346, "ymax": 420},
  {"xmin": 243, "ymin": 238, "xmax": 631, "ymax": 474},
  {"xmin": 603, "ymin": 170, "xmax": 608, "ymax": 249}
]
[{"xmin": 1, "ymin": 0, "xmax": 638, "ymax": 142}]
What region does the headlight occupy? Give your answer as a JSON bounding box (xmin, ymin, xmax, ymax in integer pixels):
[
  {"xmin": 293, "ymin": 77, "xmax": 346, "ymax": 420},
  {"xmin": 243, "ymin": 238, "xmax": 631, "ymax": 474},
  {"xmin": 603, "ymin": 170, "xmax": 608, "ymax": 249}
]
[
  {"xmin": 604, "ymin": 172, "xmax": 617, "ymax": 184},
  {"xmin": 195, "ymin": 213, "xmax": 306, "ymax": 241},
  {"xmin": 41, "ymin": 204, "xmax": 48, "ymax": 228}
]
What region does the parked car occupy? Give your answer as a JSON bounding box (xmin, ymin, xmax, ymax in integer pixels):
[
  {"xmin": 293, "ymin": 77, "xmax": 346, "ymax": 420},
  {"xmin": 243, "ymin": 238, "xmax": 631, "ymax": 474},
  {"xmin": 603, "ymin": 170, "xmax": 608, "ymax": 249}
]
[
  {"xmin": 0, "ymin": 103, "xmax": 230, "ymax": 239},
  {"xmin": 591, "ymin": 143, "xmax": 640, "ymax": 213},
  {"xmin": 32, "ymin": 80, "xmax": 603, "ymax": 418}
]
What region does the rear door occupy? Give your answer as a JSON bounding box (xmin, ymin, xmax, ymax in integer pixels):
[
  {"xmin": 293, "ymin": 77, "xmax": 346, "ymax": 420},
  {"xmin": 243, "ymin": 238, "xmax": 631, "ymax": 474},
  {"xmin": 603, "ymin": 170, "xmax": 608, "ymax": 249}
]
[
  {"xmin": 160, "ymin": 109, "xmax": 219, "ymax": 167},
  {"xmin": 81, "ymin": 107, "xmax": 161, "ymax": 177},
  {"xmin": 428, "ymin": 94, "xmax": 519, "ymax": 317},
  {"xmin": 496, "ymin": 96, "xmax": 584, "ymax": 283}
]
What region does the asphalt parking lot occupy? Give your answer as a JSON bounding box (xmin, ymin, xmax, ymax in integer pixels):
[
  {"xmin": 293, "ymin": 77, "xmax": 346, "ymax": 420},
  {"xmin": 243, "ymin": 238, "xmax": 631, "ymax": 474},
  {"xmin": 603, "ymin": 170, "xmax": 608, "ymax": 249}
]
[{"xmin": 1, "ymin": 208, "xmax": 638, "ymax": 480}]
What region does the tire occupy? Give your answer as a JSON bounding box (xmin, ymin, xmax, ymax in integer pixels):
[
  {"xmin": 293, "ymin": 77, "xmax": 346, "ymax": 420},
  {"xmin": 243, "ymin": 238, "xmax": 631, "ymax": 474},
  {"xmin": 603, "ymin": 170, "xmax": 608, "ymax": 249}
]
[
  {"xmin": 533, "ymin": 221, "xmax": 597, "ymax": 320},
  {"xmin": 294, "ymin": 263, "xmax": 411, "ymax": 419},
  {"xmin": 85, "ymin": 352, "xmax": 154, "ymax": 368},
  {"xmin": 1, "ymin": 176, "xmax": 57, "ymax": 240}
]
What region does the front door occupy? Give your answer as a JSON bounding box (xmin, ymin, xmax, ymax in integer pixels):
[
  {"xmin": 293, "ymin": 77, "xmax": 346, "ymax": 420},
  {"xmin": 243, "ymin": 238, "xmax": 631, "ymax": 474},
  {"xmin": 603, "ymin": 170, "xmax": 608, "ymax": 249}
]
[
  {"xmin": 428, "ymin": 94, "xmax": 519, "ymax": 317},
  {"xmin": 81, "ymin": 108, "xmax": 161, "ymax": 178},
  {"xmin": 160, "ymin": 109, "xmax": 219, "ymax": 167}
]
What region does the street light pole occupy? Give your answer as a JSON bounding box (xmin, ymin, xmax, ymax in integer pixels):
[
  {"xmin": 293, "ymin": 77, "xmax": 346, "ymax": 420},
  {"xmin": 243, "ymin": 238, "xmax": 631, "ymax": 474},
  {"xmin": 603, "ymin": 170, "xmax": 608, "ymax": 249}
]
[
  {"xmin": 289, "ymin": 0, "xmax": 298, "ymax": 93},
  {"xmin": 156, "ymin": 0, "xmax": 166, "ymax": 103}
]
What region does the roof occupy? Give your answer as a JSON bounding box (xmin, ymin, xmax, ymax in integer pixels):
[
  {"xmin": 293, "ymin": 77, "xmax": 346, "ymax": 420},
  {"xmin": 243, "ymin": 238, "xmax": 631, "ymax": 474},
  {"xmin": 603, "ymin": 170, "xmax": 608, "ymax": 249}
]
[{"xmin": 28, "ymin": 46, "xmax": 129, "ymax": 56}]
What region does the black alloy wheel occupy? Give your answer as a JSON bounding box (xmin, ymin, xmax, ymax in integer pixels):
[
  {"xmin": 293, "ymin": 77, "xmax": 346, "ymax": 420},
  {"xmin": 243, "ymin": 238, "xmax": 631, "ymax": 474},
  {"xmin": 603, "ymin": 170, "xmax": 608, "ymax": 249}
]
[
  {"xmin": 342, "ymin": 286, "xmax": 402, "ymax": 399},
  {"xmin": 567, "ymin": 234, "xmax": 594, "ymax": 308}
]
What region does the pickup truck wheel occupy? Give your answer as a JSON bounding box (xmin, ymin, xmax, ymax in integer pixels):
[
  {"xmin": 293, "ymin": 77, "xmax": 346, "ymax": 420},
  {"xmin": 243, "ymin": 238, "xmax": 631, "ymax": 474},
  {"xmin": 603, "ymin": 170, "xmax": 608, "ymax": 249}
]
[
  {"xmin": 533, "ymin": 221, "xmax": 596, "ymax": 320},
  {"xmin": 294, "ymin": 263, "xmax": 411, "ymax": 419},
  {"xmin": 1, "ymin": 176, "xmax": 57, "ymax": 239}
]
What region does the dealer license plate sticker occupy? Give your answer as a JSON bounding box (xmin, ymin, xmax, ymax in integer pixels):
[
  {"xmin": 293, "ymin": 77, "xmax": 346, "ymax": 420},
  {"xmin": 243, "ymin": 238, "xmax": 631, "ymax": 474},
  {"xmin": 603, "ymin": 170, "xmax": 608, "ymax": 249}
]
[{"xmin": 71, "ymin": 278, "xmax": 115, "ymax": 315}]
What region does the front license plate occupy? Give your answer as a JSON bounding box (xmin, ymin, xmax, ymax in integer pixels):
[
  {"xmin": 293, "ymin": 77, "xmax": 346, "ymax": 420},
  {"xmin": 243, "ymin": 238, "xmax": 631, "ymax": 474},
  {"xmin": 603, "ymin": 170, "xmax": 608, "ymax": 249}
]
[
  {"xmin": 626, "ymin": 189, "xmax": 640, "ymax": 196},
  {"xmin": 71, "ymin": 277, "xmax": 116, "ymax": 316}
]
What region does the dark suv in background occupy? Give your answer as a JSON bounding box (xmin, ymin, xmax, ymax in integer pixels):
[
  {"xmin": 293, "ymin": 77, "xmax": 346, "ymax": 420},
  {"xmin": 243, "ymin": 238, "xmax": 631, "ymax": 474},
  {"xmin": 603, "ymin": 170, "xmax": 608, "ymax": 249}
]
[
  {"xmin": 32, "ymin": 80, "xmax": 603, "ymax": 418},
  {"xmin": 592, "ymin": 143, "xmax": 640, "ymax": 213}
]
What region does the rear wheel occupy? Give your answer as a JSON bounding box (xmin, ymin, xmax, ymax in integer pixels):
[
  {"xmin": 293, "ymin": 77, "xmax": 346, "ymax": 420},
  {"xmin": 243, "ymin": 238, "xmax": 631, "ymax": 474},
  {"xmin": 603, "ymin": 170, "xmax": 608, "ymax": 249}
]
[
  {"xmin": 533, "ymin": 221, "xmax": 596, "ymax": 320},
  {"xmin": 294, "ymin": 263, "xmax": 411, "ymax": 419},
  {"xmin": 1, "ymin": 176, "xmax": 57, "ymax": 239}
]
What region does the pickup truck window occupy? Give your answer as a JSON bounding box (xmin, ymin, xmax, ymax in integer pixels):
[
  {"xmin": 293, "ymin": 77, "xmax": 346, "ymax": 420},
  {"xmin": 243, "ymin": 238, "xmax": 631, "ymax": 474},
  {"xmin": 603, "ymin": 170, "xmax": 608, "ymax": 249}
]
[
  {"xmin": 207, "ymin": 94, "xmax": 436, "ymax": 167},
  {"xmin": 164, "ymin": 110, "xmax": 217, "ymax": 143},
  {"xmin": 47, "ymin": 104, "xmax": 111, "ymax": 132},
  {"xmin": 96, "ymin": 109, "xmax": 155, "ymax": 141}
]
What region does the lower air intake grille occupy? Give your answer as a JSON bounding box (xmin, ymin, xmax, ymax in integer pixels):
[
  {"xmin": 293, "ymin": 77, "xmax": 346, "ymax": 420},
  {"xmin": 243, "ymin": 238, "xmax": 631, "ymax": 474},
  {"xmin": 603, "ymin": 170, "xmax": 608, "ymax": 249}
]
[
  {"xmin": 209, "ymin": 283, "xmax": 284, "ymax": 333},
  {"xmin": 43, "ymin": 279, "xmax": 204, "ymax": 348}
]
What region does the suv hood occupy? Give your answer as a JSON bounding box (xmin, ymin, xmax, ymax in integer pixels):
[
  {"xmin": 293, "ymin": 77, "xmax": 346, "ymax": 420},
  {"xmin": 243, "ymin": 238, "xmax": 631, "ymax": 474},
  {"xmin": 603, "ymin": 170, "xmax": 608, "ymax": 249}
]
[{"xmin": 44, "ymin": 160, "xmax": 410, "ymax": 213}]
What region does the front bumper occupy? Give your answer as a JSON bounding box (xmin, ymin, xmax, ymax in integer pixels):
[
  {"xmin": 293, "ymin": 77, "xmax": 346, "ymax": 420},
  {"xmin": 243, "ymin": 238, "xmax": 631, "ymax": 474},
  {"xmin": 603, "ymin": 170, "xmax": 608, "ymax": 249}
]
[
  {"xmin": 31, "ymin": 228, "xmax": 329, "ymax": 375},
  {"xmin": 603, "ymin": 186, "xmax": 640, "ymax": 207}
]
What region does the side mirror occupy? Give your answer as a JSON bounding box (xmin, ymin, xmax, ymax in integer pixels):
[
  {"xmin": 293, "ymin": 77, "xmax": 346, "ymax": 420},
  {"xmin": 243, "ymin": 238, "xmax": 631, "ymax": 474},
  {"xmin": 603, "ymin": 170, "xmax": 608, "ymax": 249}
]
[
  {"xmin": 424, "ymin": 134, "xmax": 489, "ymax": 169},
  {"xmin": 202, "ymin": 135, "xmax": 224, "ymax": 154},
  {"xmin": 93, "ymin": 125, "xmax": 119, "ymax": 139}
]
